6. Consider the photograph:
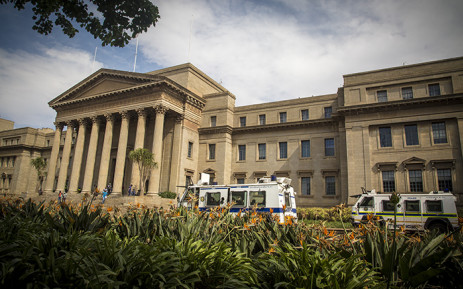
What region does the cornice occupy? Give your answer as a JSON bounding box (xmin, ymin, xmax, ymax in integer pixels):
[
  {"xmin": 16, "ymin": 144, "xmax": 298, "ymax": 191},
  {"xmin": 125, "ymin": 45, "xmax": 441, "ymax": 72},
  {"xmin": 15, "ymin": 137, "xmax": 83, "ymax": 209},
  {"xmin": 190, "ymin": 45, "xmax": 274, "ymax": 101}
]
[
  {"xmin": 337, "ymin": 93, "xmax": 463, "ymax": 116},
  {"xmin": 231, "ymin": 118, "xmax": 338, "ymax": 134},
  {"xmin": 198, "ymin": 125, "xmax": 233, "ymax": 135}
]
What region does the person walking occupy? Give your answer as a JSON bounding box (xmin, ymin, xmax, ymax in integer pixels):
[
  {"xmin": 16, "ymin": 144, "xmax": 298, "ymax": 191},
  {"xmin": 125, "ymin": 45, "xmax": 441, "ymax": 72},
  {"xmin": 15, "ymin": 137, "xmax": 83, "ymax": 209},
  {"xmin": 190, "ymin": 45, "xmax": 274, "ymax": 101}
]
[
  {"xmin": 128, "ymin": 184, "xmax": 132, "ymax": 196},
  {"xmin": 58, "ymin": 191, "xmax": 62, "ymax": 203},
  {"xmin": 63, "ymin": 191, "xmax": 67, "ymax": 203},
  {"xmin": 102, "ymin": 189, "xmax": 108, "ymax": 204}
]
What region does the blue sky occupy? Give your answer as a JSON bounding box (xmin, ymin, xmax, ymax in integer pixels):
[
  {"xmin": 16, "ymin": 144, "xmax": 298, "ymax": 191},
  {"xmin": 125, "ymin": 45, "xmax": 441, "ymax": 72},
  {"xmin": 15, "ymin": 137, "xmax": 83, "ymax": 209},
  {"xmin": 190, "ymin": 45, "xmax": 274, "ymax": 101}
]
[{"xmin": 1, "ymin": 0, "xmax": 462, "ymax": 129}]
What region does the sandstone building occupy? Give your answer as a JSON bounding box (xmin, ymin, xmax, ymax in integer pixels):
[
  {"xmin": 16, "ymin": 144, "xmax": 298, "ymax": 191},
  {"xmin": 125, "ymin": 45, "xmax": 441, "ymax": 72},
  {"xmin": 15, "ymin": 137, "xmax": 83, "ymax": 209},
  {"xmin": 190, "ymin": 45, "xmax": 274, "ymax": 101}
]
[{"xmin": 1, "ymin": 57, "xmax": 462, "ymax": 207}]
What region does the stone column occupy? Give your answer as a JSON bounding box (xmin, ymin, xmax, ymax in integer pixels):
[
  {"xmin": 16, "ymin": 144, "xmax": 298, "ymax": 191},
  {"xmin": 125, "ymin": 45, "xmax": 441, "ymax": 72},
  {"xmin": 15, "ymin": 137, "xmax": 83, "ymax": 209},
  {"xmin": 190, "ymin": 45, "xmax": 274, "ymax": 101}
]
[
  {"xmin": 169, "ymin": 115, "xmax": 184, "ymax": 193},
  {"xmin": 97, "ymin": 113, "xmax": 114, "ymax": 189},
  {"xmin": 44, "ymin": 122, "xmax": 63, "ymax": 194},
  {"xmin": 69, "ymin": 118, "xmax": 87, "ymax": 193},
  {"xmin": 56, "ymin": 121, "xmax": 74, "ymax": 192},
  {"xmin": 130, "ymin": 108, "xmax": 147, "ymax": 191},
  {"xmin": 148, "ymin": 105, "xmax": 167, "ymax": 194},
  {"xmin": 82, "ymin": 116, "xmax": 100, "ymax": 193},
  {"xmin": 113, "ymin": 111, "xmax": 129, "ymax": 195}
]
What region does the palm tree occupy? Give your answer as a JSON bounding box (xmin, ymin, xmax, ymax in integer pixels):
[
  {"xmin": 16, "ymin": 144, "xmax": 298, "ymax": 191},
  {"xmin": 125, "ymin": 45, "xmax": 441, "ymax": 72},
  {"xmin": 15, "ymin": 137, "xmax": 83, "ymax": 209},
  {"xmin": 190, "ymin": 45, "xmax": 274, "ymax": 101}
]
[
  {"xmin": 30, "ymin": 157, "xmax": 47, "ymax": 194},
  {"xmin": 128, "ymin": 148, "xmax": 157, "ymax": 194}
]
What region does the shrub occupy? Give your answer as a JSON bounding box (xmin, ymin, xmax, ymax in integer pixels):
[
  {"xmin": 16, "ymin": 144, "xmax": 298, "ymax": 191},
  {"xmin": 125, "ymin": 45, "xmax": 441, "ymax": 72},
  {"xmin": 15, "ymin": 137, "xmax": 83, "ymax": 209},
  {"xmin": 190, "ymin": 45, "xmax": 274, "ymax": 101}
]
[{"xmin": 158, "ymin": 191, "xmax": 177, "ymax": 199}]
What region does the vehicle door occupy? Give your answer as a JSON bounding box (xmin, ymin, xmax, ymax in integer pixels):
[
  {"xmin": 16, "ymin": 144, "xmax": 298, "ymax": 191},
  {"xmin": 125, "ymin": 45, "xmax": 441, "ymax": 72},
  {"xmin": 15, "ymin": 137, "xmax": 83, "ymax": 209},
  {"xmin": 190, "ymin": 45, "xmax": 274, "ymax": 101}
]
[
  {"xmin": 201, "ymin": 187, "xmax": 229, "ymax": 208},
  {"xmin": 403, "ymin": 198, "xmax": 422, "ymax": 230},
  {"xmin": 381, "ymin": 198, "xmax": 404, "ymax": 229},
  {"xmin": 229, "ymin": 187, "xmax": 248, "ymax": 213}
]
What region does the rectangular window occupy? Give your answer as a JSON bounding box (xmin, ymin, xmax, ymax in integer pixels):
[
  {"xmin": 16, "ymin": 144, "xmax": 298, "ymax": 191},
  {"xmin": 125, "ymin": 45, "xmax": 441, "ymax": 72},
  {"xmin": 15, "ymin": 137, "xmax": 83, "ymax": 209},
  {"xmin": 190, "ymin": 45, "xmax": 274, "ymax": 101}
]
[
  {"xmin": 239, "ymin": 116, "xmax": 246, "ymax": 127},
  {"xmin": 210, "ymin": 116, "xmax": 217, "ymax": 127},
  {"xmin": 382, "ymin": 200, "xmax": 395, "ymax": 212},
  {"xmin": 405, "ymin": 124, "xmax": 419, "ymax": 146},
  {"xmin": 301, "ymin": 109, "xmax": 309, "ymax": 120},
  {"xmin": 208, "ymin": 144, "xmax": 216, "ymax": 160},
  {"xmin": 11, "ymin": 157, "xmax": 15, "ymax": 167},
  {"xmin": 259, "ymin": 114, "xmax": 266, "ymax": 125},
  {"xmin": 426, "ymin": 200, "xmax": 443, "ymax": 213},
  {"xmin": 301, "ymin": 177, "xmax": 311, "ymax": 196},
  {"xmin": 402, "ymin": 87, "xmax": 413, "ymax": 99},
  {"xmin": 258, "ymin": 143, "xmax": 266, "ymax": 160},
  {"xmin": 324, "ymin": 107, "xmax": 332, "ymax": 118},
  {"xmin": 46, "ymin": 140, "xmax": 50, "ymax": 146},
  {"xmin": 324, "ymin": 138, "xmax": 335, "ymax": 156},
  {"xmin": 382, "ymin": 171, "xmax": 395, "ymax": 192},
  {"xmin": 405, "ymin": 200, "xmax": 420, "ymax": 212},
  {"xmin": 428, "ymin": 83, "xmax": 441, "ymax": 96},
  {"xmin": 279, "ymin": 142, "xmax": 287, "ymax": 159},
  {"xmin": 249, "ymin": 191, "xmax": 266, "ymax": 207},
  {"xmin": 301, "ymin": 140, "xmax": 310, "ymax": 158},
  {"xmin": 206, "ymin": 192, "xmax": 221, "ymax": 206},
  {"xmin": 325, "ymin": 176, "xmax": 336, "ymax": 195},
  {"xmin": 432, "ymin": 122, "xmax": 447, "ymax": 144},
  {"xmin": 231, "ymin": 191, "xmax": 246, "ymax": 207},
  {"xmin": 377, "ymin": 90, "xmax": 388, "ymax": 102},
  {"xmin": 238, "ymin": 145, "xmax": 246, "ymax": 161},
  {"xmin": 279, "ymin": 112, "xmax": 287, "ymax": 123},
  {"xmin": 187, "ymin": 142, "xmax": 193, "ymax": 158},
  {"xmin": 437, "ymin": 168, "xmax": 452, "ymax": 191},
  {"xmin": 379, "ymin": 127, "xmax": 392, "ymax": 147},
  {"xmin": 236, "ymin": 178, "xmax": 245, "ymax": 184},
  {"xmin": 409, "ymin": 170, "xmax": 423, "ymax": 192}
]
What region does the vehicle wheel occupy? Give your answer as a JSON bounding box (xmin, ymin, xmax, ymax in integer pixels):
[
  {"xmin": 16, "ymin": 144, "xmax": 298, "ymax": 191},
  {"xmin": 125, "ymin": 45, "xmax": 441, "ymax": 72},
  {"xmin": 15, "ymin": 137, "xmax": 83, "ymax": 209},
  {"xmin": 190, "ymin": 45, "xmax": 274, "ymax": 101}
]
[{"xmin": 427, "ymin": 222, "xmax": 448, "ymax": 234}]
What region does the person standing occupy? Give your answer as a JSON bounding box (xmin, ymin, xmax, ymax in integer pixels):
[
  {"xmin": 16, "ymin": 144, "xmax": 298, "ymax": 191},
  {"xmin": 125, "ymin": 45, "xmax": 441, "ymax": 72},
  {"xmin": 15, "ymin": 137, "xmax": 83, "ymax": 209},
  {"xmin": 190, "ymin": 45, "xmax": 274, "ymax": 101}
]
[
  {"xmin": 58, "ymin": 191, "xmax": 62, "ymax": 203},
  {"xmin": 102, "ymin": 189, "xmax": 108, "ymax": 204}
]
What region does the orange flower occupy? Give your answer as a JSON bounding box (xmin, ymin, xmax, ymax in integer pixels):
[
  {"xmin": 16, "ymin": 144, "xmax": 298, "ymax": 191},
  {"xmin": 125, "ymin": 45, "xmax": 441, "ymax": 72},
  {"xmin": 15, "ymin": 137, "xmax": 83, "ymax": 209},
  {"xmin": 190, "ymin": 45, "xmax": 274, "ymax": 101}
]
[
  {"xmin": 269, "ymin": 208, "xmax": 273, "ymax": 214},
  {"xmin": 107, "ymin": 207, "xmax": 113, "ymax": 212}
]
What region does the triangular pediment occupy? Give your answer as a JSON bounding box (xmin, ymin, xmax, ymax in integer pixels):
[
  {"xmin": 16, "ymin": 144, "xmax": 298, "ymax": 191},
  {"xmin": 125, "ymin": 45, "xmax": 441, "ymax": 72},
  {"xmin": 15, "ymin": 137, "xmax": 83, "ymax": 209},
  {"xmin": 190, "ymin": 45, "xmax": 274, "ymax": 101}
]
[
  {"xmin": 49, "ymin": 69, "xmax": 161, "ymax": 108},
  {"xmin": 402, "ymin": 157, "xmax": 426, "ymax": 164}
]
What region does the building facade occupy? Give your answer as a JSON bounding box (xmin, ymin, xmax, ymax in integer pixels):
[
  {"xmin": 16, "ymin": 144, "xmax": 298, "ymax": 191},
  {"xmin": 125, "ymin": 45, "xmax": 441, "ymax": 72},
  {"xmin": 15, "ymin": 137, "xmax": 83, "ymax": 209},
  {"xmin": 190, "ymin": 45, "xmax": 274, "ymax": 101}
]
[{"xmin": 1, "ymin": 57, "xmax": 462, "ymax": 207}]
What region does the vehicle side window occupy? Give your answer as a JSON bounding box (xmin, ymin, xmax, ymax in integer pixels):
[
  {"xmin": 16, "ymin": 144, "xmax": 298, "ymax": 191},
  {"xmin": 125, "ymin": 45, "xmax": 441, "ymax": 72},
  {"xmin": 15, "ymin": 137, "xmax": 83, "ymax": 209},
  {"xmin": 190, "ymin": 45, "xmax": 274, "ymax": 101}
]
[
  {"xmin": 285, "ymin": 193, "xmax": 291, "ymax": 208},
  {"xmin": 405, "ymin": 200, "xmax": 420, "ymax": 212},
  {"xmin": 231, "ymin": 191, "xmax": 246, "ymax": 207},
  {"xmin": 249, "ymin": 191, "xmax": 266, "ymax": 207},
  {"xmin": 206, "ymin": 192, "xmax": 221, "ymax": 206},
  {"xmin": 382, "ymin": 200, "xmax": 395, "ymax": 212},
  {"xmin": 360, "ymin": 197, "xmax": 373, "ymax": 207},
  {"xmin": 426, "ymin": 200, "xmax": 443, "ymax": 212}
]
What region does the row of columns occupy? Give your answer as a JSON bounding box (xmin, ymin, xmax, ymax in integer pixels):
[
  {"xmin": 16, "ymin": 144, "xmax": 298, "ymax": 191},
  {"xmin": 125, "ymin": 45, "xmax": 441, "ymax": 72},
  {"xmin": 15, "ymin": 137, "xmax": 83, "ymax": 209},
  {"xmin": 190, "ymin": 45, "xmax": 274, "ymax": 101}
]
[{"xmin": 44, "ymin": 105, "xmax": 171, "ymax": 195}]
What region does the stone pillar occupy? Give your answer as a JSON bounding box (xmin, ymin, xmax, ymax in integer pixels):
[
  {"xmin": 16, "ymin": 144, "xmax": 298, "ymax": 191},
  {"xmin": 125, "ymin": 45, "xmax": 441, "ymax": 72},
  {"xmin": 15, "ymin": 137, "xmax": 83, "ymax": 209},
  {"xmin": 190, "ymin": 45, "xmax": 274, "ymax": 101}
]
[
  {"xmin": 130, "ymin": 108, "xmax": 147, "ymax": 192},
  {"xmin": 82, "ymin": 116, "xmax": 100, "ymax": 193},
  {"xmin": 113, "ymin": 111, "xmax": 129, "ymax": 195},
  {"xmin": 169, "ymin": 115, "xmax": 184, "ymax": 194},
  {"xmin": 97, "ymin": 113, "xmax": 114, "ymax": 190},
  {"xmin": 69, "ymin": 118, "xmax": 87, "ymax": 193},
  {"xmin": 56, "ymin": 121, "xmax": 74, "ymax": 192},
  {"xmin": 44, "ymin": 122, "xmax": 63, "ymax": 194},
  {"xmin": 148, "ymin": 105, "xmax": 167, "ymax": 194}
]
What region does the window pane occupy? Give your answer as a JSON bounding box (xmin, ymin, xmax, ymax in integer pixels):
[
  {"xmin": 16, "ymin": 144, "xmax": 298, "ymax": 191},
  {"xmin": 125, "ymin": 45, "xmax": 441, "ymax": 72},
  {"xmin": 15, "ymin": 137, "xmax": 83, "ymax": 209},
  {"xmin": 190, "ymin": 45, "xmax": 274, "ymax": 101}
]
[
  {"xmin": 324, "ymin": 107, "xmax": 332, "ymax": 118},
  {"xmin": 188, "ymin": 142, "xmax": 193, "ymax": 158},
  {"xmin": 382, "ymin": 171, "xmax": 395, "ymax": 192},
  {"xmin": 432, "ymin": 122, "xmax": 447, "ymax": 144},
  {"xmin": 259, "ymin": 114, "xmax": 266, "ymax": 125},
  {"xmin": 301, "ymin": 140, "xmax": 310, "ymax": 158},
  {"xmin": 238, "ymin": 145, "xmax": 246, "ymax": 161},
  {"xmin": 402, "ymin": 87, "xmax": 413, "ymax": 99},
  {"xmin": 428, "ymin": 83, "xmax": 440, "ymax": 96},
  {"xmin": 406, "ymin": 200, "xmax": 420, "ymax": 212},
  {"xmin": 379, "ymin": 127, "xmax": 392, "ymax": 147},
  {"xmin": 210, "ymin": 116, "xmax": 216, "ymax": 127},
  {"xmin": 209, "ymin": 144, "xmax": 216, "ymax": 160},
  {"xmin": 301, "ymin": 177, "xmax": 311, "ymax": 195},
  {"xmin": 409, "ymin": 170, "xmax": 423, "ymax": 192},
  {"xmin": 231, "ymin": 191, "xmax": 246, "ymax": 207},
  {"xmin": 237, "ymin": 178, "xmax": 245, "ymax": 184},
  {"xmin": 279, "ymin": 142, "xmax": 287, "ymax": 159},
  {"xmin": 325, "ymin": 138, "xmax": 335, "ymax": 156},
  {"xmin": 360, "ymin": 197, "xmax": 373, "ymax": 207},
  {"xmin": 258, "ymin": 143, "xmax": 266, "ymax": 160},
  {"xmin": 240, "ymin": 117, "xmax": 246, "ymax": 127},
  {"xmin": 301, "ymin": 109, "xmax": 309, "ymax": 120},
  {"xmin": 250, "ymin": 191, "xmax": 266, "ymax": 207},
  {"xmin": 280, "ymin": 112, "xmax": 287, "ymax": 123},
  {"xmin": 382, "ymin": 200, "xmax": 395, "ymax": 212},
  {"xmin": 206, "ymin": 192, "xmax": 221, "ymax": 206},
  {"xmin": 377, "ymin": 90, "xmax": 388, "ymax": 102},
  {"xmin": 405, "ymin": 125, "xmax": 419, "ymax": 146},
  {"xmin": 325, "ymin": 176, "xmax": 335, "ymax": 195},
  {"xmin": 426, "ymin": 200, "xmax": 442, "ymax": 212},
  {"xmin": 437, "ymin": 168, "xmax": 452, "ymax": 191}
]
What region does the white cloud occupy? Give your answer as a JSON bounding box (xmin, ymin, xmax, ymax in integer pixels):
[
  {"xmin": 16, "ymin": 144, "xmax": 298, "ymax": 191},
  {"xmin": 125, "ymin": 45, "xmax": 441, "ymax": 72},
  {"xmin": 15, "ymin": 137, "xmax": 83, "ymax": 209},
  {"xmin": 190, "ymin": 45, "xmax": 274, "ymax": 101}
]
[
  {"xmin": 0, "ymin": 46, "xmax": 103, "ymax": 128},
  {"xmin": 140, "ymin": 0, "xmax": 463, "ymax": 106}
]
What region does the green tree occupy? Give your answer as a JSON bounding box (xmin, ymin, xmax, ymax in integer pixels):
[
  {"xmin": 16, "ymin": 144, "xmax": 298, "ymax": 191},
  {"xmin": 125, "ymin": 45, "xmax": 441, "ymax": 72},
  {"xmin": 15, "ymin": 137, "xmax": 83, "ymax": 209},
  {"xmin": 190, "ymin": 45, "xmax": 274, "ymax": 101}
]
[
  {"xmin": 128, "ymin": 148, "xmax": 157, "ymax": 195},
  {"xmin": 30, "ymin": 156, "xmax": 47, "ymax": 194},
  {"xmin": 1, "ymin": 0, "xmax": 160, "ymax": 47}
]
